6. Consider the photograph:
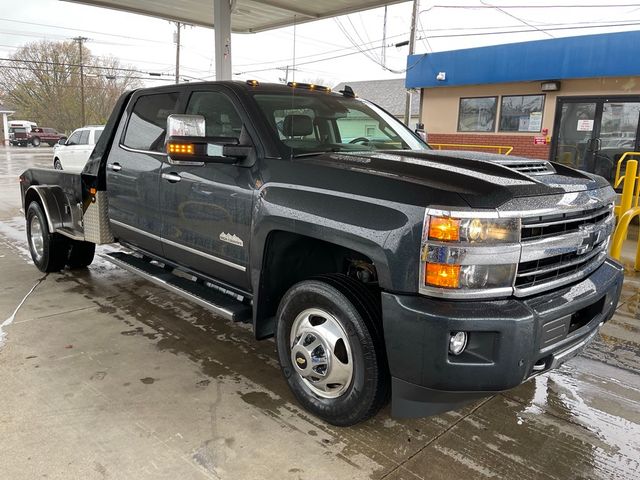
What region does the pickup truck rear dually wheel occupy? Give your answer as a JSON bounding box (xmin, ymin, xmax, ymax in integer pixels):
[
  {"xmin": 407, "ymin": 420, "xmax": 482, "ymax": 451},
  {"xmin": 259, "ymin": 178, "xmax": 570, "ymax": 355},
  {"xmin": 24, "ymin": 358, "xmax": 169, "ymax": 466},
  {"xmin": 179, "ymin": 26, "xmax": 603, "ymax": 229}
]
[
  {"xmin": 26, "ymin": 202, "xmax": 69, "ymax": 272},
  {"xmin": 66, "ymin": 241, "xmax": 95, "ymax": 269},
  {"xmin": 276, "ymin": 275, "xmax": 389, "ymax": 426}
]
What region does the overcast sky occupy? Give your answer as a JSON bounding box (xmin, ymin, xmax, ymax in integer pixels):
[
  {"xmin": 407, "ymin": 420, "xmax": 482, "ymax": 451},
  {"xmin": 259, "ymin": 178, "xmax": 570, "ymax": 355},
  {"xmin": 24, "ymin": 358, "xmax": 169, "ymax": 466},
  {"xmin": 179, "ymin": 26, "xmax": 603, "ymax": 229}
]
[{"xmin": 1, "ymin": 1, "xmax": 639, "ymax": 87}]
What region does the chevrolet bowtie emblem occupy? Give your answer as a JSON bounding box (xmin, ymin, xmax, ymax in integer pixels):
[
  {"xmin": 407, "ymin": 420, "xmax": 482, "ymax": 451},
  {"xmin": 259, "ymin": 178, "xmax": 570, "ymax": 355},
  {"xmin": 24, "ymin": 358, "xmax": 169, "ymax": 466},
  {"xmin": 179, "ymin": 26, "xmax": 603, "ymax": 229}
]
[{"xmin": 577, "ymin": 224, "xmax": 602, "ymax": 255}]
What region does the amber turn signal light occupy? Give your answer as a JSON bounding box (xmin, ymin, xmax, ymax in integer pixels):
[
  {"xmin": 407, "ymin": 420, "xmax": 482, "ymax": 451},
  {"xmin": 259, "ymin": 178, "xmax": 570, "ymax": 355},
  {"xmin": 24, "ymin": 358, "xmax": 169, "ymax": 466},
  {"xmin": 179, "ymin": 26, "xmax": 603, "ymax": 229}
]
[
  {"xmin": 167, "ymin": 143, "xmax": 194, "ymax": 155},
  {"xmin": 425, "ymin": 263, "xmax": 460, "ymax": 288},
  {"xmin": 428, "ymin": 217, "xmax": 460, "ymax": 241}
]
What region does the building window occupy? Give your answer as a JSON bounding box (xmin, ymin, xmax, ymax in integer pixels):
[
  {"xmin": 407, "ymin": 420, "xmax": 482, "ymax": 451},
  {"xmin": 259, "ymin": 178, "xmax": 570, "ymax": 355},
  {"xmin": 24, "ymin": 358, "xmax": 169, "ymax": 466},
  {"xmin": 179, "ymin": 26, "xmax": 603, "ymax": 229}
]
[
  {"xmin": 458, "ymin": 97, "xmax": 497, "ymax": 132},
  {"xmin": 499, "ymin": 94, "xmax": 545, "ymax": 132}
]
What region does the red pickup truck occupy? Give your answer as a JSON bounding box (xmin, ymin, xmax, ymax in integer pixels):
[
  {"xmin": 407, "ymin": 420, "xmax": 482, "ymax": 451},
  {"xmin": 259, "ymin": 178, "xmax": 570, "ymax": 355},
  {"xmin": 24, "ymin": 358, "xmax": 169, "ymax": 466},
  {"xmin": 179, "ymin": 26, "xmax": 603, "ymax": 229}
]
[{"xmin": 10, "ymin": 127, "xmax": 66, "ymax": 147}]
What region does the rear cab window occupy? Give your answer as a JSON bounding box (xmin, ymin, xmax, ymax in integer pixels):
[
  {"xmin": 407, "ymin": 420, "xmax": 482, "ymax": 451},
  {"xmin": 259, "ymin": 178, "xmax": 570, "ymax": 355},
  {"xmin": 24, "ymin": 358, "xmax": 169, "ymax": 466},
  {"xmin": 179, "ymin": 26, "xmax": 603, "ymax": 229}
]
[{"xmin": 122, "ymin": 92, "xmax": 180, "ymax": 152}]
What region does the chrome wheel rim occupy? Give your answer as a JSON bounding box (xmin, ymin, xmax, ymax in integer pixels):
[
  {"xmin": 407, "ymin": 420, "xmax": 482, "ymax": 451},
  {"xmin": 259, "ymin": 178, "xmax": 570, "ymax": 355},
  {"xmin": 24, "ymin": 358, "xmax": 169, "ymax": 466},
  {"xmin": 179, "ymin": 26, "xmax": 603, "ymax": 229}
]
[
  {"xmin": 290, "ymin": 308, "xmax": 353, "ymax": 399},
  {"xmin": 29, "ymin": 215, "xmax": 44, "ymax": 262}
]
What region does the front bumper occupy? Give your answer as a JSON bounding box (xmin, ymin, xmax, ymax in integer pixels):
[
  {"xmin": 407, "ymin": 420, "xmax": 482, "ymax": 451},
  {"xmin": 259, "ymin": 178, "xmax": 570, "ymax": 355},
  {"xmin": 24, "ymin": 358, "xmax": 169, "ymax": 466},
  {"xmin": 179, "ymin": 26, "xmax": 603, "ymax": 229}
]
[{"xmin": 382, "ymin": 258, "xmax": 623, "ymax": 417}]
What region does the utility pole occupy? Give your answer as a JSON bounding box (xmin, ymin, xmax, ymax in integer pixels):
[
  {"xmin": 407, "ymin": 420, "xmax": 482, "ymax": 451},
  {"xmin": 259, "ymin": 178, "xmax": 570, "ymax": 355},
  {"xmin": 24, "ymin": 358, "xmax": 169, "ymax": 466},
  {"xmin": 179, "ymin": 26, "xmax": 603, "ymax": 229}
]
[
  {"xmin": 404, "ymin": 0, "xmax": 419, "ymax": 126},
  {"xmin": 382, "ymin": 6, "xmax": 388, "ymax": 67},
  {"xmin": 174, "ymin": 22, "xmax": 181, "ymax": 84},
  {"xmin": 73, "ymin": 36, "xmax": 88, "ymax": 126}
]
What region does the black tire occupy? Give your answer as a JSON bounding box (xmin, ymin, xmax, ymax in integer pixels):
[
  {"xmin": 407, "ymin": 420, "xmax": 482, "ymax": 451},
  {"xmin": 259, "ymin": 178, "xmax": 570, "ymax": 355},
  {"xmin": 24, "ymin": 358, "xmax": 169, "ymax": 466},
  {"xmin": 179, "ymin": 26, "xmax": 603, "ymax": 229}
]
[
  {"xmin": 54, "ymin": 158, "xmax": 63, "ymax": 170},
  {"xmin": 66, "ymin": 240, "xmax": 95, "ymax": 269},
  {"xmin": 31, "ymin": 137, "xmax": 40, "ymax": 147},
  {"xmin": 276, "ymin": 274, "xmax": 389, "ymax": 426},
  {"xmin": 48, "ymin": 142, "xmax": 56, "ymax": 147},
  {"xmin": 26, "ymin": 202, "xmax": 69, "ymax": 272}
]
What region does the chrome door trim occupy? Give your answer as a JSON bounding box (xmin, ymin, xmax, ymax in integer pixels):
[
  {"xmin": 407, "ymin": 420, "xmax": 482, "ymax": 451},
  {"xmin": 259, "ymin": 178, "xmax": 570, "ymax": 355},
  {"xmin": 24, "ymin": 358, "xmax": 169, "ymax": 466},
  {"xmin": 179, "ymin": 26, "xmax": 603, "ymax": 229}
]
[
  {"xmin": 110, "ymin": 219, "xmax": 246, "ymax": 272},
  {"xmin": 119, "ymin": 144, "xmax": 167, "ymax": 157}
]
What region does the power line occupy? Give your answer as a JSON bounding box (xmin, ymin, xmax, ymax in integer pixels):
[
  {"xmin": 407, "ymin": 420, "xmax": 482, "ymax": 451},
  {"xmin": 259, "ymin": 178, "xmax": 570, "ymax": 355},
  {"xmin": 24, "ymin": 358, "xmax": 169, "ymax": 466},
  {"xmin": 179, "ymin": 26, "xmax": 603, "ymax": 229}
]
[
  {"xmin": 0, "ymin": 17, "xmax": 173, "ymax": 45},
  {"xmin": 480, "ymin": 0, "xmax": 554, "ymax": 38},
  {"xmin": 417, "ymin": 19, "xmax": 640, "ymax": 39},
  {"xmin": 421, "ymin": 3, "xmax": 640, "ymax": 10},
  {"xmin": 0, "ymin": 56, "xmax": 168, "ymax": 75}
]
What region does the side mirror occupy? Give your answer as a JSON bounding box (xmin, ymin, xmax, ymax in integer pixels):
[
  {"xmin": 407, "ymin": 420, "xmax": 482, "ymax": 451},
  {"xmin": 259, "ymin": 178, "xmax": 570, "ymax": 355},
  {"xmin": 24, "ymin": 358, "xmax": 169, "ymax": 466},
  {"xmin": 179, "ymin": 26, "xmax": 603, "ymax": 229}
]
[
  {"xmin": 165, "ymin": 114, "xmax": 253, "ymax": 164},
  {"xmin": 58, "ymin": 138, "xmax": 67, "ymax": 145}
]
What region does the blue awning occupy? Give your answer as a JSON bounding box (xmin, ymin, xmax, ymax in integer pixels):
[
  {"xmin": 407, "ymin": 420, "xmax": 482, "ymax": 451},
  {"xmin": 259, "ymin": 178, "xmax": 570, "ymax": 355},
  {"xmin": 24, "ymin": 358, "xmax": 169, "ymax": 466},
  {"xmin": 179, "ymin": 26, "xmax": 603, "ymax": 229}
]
[{"xmin": 406, "ymin": 30, "xmax": 640, "ymax": 89}]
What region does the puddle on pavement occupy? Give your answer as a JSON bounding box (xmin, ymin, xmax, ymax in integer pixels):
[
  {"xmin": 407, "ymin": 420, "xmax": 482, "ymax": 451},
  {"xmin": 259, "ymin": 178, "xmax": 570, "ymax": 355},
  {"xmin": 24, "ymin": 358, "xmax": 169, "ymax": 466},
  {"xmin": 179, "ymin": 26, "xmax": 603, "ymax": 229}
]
[{"xmin": 503, "ymin": 363, "xmax": 640, "ymax": 479}]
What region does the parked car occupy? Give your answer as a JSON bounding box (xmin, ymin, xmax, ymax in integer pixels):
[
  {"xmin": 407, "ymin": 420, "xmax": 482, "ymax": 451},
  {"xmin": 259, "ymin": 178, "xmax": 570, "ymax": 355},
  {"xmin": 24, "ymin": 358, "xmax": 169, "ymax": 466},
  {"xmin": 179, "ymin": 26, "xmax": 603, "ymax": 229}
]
[
  {"xmin": 8, "ymin": 120, "xmax": 37, "ymax": 147},
  {"xmin": 10, "ymin": 125, "xmax": 64, "ymax": 147},
  {"xmin": 20, "ymin": 81, "xmax": 622, "ymax": 426},
  {"xmin": 53, "ymin": 125, "xmax": 104, "ymax": 171},
  {"xmin": 31, "ymin": 127, "xmax": 67, "ymax": 147}
]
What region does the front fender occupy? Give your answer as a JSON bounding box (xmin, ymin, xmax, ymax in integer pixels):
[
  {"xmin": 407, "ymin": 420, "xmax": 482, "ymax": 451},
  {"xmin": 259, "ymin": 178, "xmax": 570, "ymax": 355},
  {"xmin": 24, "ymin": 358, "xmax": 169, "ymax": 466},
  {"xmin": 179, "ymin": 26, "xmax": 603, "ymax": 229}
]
[{"xmin": 251, "ymin": 183, "xmax": 425, "ymax": 292}]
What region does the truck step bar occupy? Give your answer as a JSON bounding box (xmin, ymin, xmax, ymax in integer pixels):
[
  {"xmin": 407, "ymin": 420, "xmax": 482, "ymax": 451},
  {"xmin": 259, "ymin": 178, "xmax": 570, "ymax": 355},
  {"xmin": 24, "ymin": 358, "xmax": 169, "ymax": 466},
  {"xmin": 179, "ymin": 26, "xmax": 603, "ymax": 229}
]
[{"xmin": 101, "ymin": 251, "xmax": 252, "ymax": 323}]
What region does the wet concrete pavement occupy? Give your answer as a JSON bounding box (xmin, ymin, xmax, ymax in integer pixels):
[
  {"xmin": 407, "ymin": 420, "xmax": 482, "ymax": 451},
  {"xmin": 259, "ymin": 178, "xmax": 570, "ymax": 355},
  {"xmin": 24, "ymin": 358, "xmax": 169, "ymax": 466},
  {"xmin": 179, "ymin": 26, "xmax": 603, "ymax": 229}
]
[{"xmin": 0, "ymin": 146, "xmax": 638, "ymax": 479}]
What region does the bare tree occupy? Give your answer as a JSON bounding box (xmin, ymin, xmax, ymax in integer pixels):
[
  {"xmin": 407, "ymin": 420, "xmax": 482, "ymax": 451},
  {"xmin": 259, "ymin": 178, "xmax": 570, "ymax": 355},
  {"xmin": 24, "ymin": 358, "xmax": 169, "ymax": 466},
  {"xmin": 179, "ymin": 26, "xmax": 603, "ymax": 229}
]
[{"xmin": 0, "ymin": 40, "xmax": 141, "ymax": 133}]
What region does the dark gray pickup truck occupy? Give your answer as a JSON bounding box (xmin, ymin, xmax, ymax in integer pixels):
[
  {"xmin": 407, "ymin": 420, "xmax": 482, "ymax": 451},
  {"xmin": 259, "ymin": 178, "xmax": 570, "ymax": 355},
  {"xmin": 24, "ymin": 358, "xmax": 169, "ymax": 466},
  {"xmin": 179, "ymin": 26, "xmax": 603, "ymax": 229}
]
[{"xmin": 19, "ymin": 81, "xmax": 623, "ymax": 426}]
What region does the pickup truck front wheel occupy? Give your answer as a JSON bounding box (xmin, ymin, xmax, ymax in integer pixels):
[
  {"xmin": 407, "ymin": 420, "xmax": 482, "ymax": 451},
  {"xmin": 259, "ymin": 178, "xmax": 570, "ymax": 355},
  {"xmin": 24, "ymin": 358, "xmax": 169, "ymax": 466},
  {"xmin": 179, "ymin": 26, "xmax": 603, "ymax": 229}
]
[
  {"xmin": 26, "ymin": 202, "xmax": 69, "ymax": 272},
  {"xmin": 276, "ymin": 275, "xmax": 388, "ymax": 426}
]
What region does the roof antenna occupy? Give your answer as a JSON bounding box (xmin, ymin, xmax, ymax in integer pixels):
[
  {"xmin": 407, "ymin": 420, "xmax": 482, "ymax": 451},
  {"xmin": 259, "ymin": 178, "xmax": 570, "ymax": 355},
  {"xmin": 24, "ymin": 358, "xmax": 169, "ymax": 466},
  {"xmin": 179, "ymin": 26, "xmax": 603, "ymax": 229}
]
[{"xmin": 339, "ymin": 85, "xmax": 356, "ymax": 98}]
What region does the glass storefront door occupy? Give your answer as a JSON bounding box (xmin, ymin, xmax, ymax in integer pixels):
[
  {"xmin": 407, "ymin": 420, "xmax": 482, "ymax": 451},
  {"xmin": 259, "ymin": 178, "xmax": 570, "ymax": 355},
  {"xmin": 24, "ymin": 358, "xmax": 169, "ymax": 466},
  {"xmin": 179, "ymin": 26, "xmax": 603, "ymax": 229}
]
[{"xmin": 551, "ymin": 97, "xmax": 640, "ymax": 184}]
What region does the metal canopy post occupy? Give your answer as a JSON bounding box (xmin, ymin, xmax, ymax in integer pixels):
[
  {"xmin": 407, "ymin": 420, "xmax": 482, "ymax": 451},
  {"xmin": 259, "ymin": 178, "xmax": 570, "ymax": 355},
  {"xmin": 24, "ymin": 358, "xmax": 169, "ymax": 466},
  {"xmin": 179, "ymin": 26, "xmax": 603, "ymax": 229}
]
[{"xmin": 214, "ymin": 0, "xmax": 232, "ymax": 80}]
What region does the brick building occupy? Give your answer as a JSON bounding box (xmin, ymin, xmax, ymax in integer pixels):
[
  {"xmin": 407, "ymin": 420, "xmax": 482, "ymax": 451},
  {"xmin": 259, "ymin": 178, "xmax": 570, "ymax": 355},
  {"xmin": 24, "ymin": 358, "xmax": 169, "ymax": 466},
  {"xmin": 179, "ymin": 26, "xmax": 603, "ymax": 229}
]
[{"xmin": 406, "ymin": 31, "xmax": 640, "ymax": 183}]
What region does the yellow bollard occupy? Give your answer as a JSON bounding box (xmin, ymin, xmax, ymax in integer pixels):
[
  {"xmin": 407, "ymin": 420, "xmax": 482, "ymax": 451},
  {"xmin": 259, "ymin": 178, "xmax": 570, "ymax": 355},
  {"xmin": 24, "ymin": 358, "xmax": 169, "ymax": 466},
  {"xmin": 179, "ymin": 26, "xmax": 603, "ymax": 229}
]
[
  {"xmin": 619, "ymin": 160, "xmax": 638, "ymax": 219},
  {"xmin": 610, "ymin": 206, "xmax": 640, "ymax": 270}
]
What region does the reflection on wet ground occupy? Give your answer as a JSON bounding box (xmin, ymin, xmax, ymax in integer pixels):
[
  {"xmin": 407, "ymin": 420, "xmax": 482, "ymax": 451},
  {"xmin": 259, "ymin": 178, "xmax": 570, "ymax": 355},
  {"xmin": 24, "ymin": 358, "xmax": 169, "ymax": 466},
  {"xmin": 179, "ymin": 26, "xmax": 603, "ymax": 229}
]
[{"xmin": 0, "ymin": 146, "xmax": 638, "ymax": 479}]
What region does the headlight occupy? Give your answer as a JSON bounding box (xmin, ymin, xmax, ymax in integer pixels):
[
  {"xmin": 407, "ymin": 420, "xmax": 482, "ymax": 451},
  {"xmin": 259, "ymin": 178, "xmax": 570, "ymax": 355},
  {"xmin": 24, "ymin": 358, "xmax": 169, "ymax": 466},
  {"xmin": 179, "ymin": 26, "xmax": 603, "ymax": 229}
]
[
  {"xmin": 420, "ymin": 212, "xmax": 521, "ymax": 298},
  {"xmin": 428, "ymin": 215, "xmax": 519, "ymax": 243}
]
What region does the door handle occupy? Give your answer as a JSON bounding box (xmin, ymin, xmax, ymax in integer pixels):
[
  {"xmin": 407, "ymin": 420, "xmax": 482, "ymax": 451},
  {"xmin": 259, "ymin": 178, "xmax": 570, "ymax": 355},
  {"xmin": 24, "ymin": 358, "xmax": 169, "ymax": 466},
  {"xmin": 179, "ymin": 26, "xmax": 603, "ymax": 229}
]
[
  {"xmin": 162, "ymin": 172, "xmax": 182, "ymax": 183},
  {"xmin": 108, "ymin": 162, "xmax": 122, "ymax": 172}
]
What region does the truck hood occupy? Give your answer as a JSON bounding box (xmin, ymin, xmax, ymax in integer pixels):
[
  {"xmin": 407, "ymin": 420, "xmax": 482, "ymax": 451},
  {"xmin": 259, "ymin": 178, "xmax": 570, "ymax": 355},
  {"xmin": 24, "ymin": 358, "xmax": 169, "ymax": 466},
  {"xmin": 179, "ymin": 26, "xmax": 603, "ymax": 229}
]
[{"xmin": 294, "ymin": 149, "xmax": 610, "ymax": 209}]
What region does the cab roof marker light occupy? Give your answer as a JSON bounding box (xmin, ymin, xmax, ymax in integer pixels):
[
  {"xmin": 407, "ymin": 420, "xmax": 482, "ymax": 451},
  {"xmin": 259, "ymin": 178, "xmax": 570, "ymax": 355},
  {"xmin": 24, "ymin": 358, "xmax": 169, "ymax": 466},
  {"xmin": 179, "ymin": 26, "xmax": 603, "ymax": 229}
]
[
  {"xmin": 287, "ymin": 81, "xmax": 331, "ymax": 92},
  {"xmin": 246, "ymin": 80, "xmax": 259, "ymax": 87}
]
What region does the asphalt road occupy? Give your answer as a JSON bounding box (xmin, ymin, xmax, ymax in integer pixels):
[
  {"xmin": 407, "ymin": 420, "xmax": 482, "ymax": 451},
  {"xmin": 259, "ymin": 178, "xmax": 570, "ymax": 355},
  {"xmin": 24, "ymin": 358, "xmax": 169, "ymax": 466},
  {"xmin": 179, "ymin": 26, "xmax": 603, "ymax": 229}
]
[{"xmin": 0, "ymin": 145, "xmax": 638, "ymax": 479}]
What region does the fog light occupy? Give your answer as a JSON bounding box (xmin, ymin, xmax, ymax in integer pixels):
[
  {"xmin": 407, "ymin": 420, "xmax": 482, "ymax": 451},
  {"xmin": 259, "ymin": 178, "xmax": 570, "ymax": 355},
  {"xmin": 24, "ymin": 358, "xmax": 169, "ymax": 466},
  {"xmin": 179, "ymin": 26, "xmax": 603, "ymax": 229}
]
[{"xmin": 449, "ymin": 331, "xmax": 468, "ymax": 355}]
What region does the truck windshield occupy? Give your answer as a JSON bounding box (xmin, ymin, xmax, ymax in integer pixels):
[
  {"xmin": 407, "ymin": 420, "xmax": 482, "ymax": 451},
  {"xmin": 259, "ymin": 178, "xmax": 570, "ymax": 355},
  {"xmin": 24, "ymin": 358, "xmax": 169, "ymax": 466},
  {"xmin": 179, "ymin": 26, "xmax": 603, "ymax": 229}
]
[{"xmin": 253, "ymin": 93, "xmax": 428, "ymax": 157}]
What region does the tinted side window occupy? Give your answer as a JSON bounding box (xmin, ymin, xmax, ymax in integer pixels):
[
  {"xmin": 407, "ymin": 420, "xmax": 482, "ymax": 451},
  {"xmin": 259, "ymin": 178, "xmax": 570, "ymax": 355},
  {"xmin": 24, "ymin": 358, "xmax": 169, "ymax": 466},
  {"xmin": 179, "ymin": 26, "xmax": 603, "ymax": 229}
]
[
  {"xmin": 79, "ymin": 130, "xmax": 90, "ymax": 145},
  {"xmin": 123, "ymin": 92, "xmax": 180, "ymax": 152},
  {"xmin": 67, "ymin": 131, "xmax": 82, "ymax": 145},
  {"xmin": 94, "ymin": 129, "xmax": 104, "ymax": 144},
  {"xmin": 186, "ymin": 91, "xmax": 242, "ymax": 139}
]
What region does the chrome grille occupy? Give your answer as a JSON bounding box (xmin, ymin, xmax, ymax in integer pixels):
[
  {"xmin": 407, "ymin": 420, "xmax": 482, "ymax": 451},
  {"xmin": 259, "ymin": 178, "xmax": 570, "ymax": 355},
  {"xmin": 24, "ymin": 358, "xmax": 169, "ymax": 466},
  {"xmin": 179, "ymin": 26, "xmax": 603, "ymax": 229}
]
[
  {"xmin": 521, "ymin": 206, "xmax": 611, "ymax": 240},
  {"xmin": 514, "ymin": 204, "xmax": 614, "ymax": 296}
]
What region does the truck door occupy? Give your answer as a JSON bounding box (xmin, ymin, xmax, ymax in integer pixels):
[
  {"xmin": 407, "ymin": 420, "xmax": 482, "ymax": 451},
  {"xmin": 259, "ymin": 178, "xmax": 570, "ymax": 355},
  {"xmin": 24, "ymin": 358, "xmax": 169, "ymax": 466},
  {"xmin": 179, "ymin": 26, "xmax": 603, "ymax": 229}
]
[
  {"xmin": 107, "ymin": 90, "xmax": 181, "ymax": 256},
  {"xmin": 159, "ymin": 88, "xmax": 258, "ymax": 290}
]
